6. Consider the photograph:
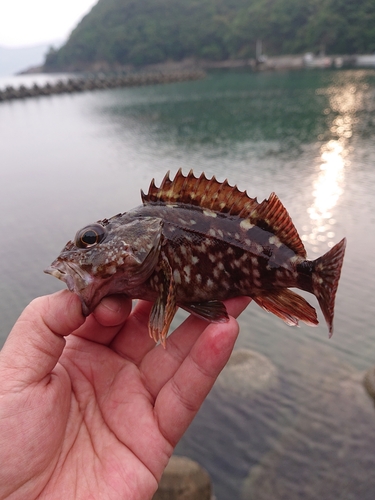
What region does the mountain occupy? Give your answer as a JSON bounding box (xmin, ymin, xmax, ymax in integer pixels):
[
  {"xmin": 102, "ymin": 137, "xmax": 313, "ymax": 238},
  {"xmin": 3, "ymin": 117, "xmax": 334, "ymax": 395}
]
[
  {"xmin": 43, "ymin": 0, "xmax": 375, "ymax": 72},
  {"xmin": 0, "ymin": 44, "xmax": 55, "ymax": 77}
]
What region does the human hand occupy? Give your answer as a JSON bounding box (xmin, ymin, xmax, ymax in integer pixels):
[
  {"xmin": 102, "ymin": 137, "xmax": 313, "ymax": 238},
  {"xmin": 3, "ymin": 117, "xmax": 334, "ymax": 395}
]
[{"xmin": 0, "ymin": 291, "xmax": 251, "ymax": 500}]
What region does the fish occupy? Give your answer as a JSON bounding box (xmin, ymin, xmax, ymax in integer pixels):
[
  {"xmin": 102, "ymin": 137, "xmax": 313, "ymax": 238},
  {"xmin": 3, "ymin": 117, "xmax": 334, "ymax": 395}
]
[{"xmin": 45, "ymin": 169, "xmax": 346, "ymax": 346}]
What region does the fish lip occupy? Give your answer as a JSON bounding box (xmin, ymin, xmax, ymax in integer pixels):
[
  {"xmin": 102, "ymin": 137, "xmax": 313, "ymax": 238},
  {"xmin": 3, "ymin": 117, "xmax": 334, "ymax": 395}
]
[
  {"xmin": 44, "ymin": 261, "xmax": 93, "ymax": 292},
  {"xmin": 44, "ymin": 261, "xmax": 98, "ymax": 315},
  {"xmin": 44, "ymin": 265, "xmax": 66, "ymax": 281}
]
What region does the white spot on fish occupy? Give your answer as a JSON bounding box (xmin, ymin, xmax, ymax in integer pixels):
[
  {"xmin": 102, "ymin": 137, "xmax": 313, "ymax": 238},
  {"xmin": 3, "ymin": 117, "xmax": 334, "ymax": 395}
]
[
  {"xmin": 290, "ymin": 255, "xmax": 301, "ymax": 264},
  {"xmin": 253, "ymin": 268, "xmax": 261, "ymax": 278},
  {"xmin": 206, "ymin": 278, "xmax": 214, "ymax": 288},
  {"xmin": 251, "ymin": 256, "xmax": 258, "ymax": 266},
  {"xmin": 174, "ymin": 255, "xmax": 182, "ymax": 266},
  {"xmin": 218, "ymin": 262, "xmax": 224, "ymax": 270},
  {"xmin": 222, "ymin": 281, "xmax": 230, "ymax": 290},
  {"xmin": 173, "ymin": 270, "xmax": 182, "ymax": 284},
  {"xmin": 183, "ymin": 265, "xmax": 191, "ymax": 283},
  {"xmin": 196, "ymin": 274, "xmax": 202, "ymax": 284},
  {"xmin": 269, "ymin": 235, "xmax": 282, "ymax": 248},
  {"xmin": 197, "ymin": 242, "xmax": 209, "ymax": 253},
  {"xmin": 192, "ymin": 255, "xmax": 199, "ymax": 265},
  {"xmin": 217, "ymin": 229, "xmax": 224, "ymax": 238},
  {"xmin": 208, "ymin": 228, "xmax": 217, "ymax": 237},
  {"xmin": 245, "ymin": 238, "xmax": 251, "ymax": 246},
  {"xmin": 190, "ymin": 219, "xmax": 197, "ymax": 225},
  {"xmin": 240, "ymin": 219, "xmax": 254, "ymax": 230},
  {"xmin": 203, "ymin": 209, "xmax": 217, "ymax": 218},
  {"xmin": 209, "ymin": 254, "xmax": 216, "ymax": 263},
  {"xmin": 180, "ymin": 246, "xmax": 187, "ymax": 256}
]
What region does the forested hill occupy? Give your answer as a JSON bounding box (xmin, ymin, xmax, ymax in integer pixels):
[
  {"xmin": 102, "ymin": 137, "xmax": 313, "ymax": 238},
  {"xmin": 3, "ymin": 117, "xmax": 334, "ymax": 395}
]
[{"xmin": 44, "ymin": 0, "xmax": 375, "ymax": 71}]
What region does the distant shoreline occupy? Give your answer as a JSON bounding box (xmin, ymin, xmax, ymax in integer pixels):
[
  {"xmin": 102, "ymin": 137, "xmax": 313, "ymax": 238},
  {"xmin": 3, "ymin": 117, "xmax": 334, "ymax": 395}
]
[{"xmin": 19, "ymin": 53, "xmax": 375, "ymax": 76}]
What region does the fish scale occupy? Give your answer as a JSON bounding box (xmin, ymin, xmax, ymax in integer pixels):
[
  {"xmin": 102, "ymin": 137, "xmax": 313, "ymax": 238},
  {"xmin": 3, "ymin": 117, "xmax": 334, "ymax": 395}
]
[{"xmin": 45, "ymin": 169, "xmax": 346, "ymax": 346}]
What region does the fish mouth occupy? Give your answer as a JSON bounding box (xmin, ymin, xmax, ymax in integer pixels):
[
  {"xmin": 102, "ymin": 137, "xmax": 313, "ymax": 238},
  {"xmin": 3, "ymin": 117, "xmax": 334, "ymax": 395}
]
[
  {"xmin": 44, "ymin": 261, "xmax": 93, "ymax": 291},
  {"xmin": 44, "ymin": 261, "xmax": 95, "ymax": 315}
]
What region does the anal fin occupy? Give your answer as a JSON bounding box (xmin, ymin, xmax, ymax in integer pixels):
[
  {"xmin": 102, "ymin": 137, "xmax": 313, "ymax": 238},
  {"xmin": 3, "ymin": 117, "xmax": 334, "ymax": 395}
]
[
  {"xmin": 253, "ymin": 289, "xmax": 318, "ymax": 328},
  {"xmin": 180, "ymin": 300, "xmax": 229, "ymax": 323}
]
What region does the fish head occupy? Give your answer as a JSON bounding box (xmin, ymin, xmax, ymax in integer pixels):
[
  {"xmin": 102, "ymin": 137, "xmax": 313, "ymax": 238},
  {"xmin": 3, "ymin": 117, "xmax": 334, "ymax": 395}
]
[{"xmin": 44, "ymin": 215, "xmax": 163, "ymax": 315}]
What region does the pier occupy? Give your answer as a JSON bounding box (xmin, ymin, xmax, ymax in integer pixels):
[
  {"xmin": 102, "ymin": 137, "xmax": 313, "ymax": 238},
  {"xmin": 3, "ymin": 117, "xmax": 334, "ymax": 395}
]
[{"xmin": 0, "ymin": 70, "xmax": 206, "ymax": 102}]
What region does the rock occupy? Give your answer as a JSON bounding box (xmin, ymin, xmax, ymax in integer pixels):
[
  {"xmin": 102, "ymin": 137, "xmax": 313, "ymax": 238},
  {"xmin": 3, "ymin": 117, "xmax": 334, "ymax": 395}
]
[
  {"xmin": 363, "ymin": 366, "xmax": 375, "ymax": 404},
  {"xmin": 216, "ymin": 348, "xmax": 279, "ymax": 398},
  {"xmin": 241, "ymin": 371, "xmax": 375, "ymax": 500},
  {"xmin": 152, "ymin": 455, "xmax": 212, "ymax": 500}
]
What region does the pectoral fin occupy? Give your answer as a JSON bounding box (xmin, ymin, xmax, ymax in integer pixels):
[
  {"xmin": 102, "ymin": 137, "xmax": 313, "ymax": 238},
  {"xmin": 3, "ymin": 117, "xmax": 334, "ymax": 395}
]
[
  {"xmin": 180, "ymin": 300, "xmax": 229, "ymax": 323},
  {"xmin": 149, "ymin": 258, "xmax": 177, "ymax": 347}
]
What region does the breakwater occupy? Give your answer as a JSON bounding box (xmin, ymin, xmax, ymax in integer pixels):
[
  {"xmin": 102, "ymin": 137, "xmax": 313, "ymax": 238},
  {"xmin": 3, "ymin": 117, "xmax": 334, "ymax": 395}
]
[{"xmin": 0, "ymin": 70, "xmax": 206, "ymax": 102}]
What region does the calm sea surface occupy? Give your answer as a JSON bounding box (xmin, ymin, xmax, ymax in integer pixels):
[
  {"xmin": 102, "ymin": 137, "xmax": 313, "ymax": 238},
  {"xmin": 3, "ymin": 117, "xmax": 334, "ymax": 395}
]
[{"xmin": 1, "ymin": 69, "xmax": 375, "ymax": 499}]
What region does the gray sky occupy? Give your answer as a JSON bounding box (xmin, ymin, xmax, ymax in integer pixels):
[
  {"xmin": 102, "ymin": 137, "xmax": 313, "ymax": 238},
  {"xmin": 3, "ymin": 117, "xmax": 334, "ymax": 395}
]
[{"xmin": 0, "ymin": 0, "xmax": 98, "ymax": 47}]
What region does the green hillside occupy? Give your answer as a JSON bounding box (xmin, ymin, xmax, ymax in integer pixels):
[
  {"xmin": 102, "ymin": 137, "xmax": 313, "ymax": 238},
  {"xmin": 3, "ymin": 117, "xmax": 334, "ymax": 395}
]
[{"xmin": 44, "ymin": 0, "xmax": 375, "ymax": 70}]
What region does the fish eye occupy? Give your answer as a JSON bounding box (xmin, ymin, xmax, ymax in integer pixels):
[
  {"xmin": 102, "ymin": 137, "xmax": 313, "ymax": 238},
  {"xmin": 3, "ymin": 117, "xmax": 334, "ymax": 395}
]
[{"xmin": 75, "ymin": 224, "xmax": 106, "ymax": 249}]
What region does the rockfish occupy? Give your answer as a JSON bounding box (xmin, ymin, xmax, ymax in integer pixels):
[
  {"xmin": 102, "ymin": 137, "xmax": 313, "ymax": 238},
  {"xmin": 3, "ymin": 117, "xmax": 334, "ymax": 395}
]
[{"xmin": 45, "ymin": 170, "xmax": 346, "ymax": 345}]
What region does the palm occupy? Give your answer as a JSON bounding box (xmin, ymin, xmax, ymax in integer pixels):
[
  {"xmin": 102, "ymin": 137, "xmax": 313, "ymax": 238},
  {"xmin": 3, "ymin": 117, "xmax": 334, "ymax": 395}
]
[
  {"xmin": 0, "ymin": 292, "xmax": 250, "ymax": 500},
  {"xmin": 42, "ymin": 340, "xmax": 165, "ymax": 499}
]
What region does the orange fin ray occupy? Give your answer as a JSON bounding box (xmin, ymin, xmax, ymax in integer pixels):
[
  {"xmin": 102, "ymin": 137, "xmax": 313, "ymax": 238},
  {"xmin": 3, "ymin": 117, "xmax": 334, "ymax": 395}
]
[
  {"xmin": 253, "ymin": 193, "xmax": 306, "ymax": 257},
  {"xmin": 148, "ymin": 257, "xmax": 177, "ymax": 347},
  {"xmin": 252, "ymin": 289, "xmax": 319, "ymax": 328},
  {"xmin": 312, "ymin": 237, "xmax": 346, "ymax": 337},
  {"xmin": 141, "ymin": 168, "xmax": 258, "ymax": 215}
]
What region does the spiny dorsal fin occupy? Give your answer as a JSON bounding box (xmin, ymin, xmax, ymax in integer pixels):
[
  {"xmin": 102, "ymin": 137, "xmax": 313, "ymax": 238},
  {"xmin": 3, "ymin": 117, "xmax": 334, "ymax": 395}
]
[
  {"xmin": 141, "ymin": 169, "xmax": 258, "ymax": 214},
  {"xmin": 141, "ymin": 169, "xmax": 306, "ymax": 257}
]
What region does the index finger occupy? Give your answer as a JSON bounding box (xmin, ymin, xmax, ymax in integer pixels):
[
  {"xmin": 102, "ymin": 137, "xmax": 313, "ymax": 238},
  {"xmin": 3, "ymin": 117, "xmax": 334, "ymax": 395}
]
[{"xmin": 0, "ymin": 291, "xmax": 84, "ymax": 389}]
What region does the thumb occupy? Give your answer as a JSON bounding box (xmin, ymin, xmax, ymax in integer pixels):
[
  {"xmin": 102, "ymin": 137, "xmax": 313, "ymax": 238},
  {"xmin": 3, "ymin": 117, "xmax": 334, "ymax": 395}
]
[{"xmin": 0, "ymin": 290, "xmax": 84, "ymax": 388}]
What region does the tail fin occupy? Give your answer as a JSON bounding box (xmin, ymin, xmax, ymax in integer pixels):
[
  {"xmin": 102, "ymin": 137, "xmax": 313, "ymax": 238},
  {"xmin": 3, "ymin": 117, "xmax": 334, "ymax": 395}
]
[{"xmin": 312, "ymin": 238, "xmax": 346, "ymax": 338}]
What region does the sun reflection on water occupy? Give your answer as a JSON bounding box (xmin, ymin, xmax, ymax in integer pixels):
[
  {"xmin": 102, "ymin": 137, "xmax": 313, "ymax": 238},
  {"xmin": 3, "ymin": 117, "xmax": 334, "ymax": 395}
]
[
  {"xmin": 302, "ymin": 78, "xmax": 366, "ymax": 253},
  {"xmin": 303, "ymin": 139, "xmax": 345, "ymax": 252}
]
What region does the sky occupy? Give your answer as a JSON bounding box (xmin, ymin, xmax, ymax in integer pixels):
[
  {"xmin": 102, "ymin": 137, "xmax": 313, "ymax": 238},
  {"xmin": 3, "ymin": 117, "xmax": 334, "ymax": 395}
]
[{"xmin": 0, "ymin": 0, "xmax": 98, "ymax": 48}]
